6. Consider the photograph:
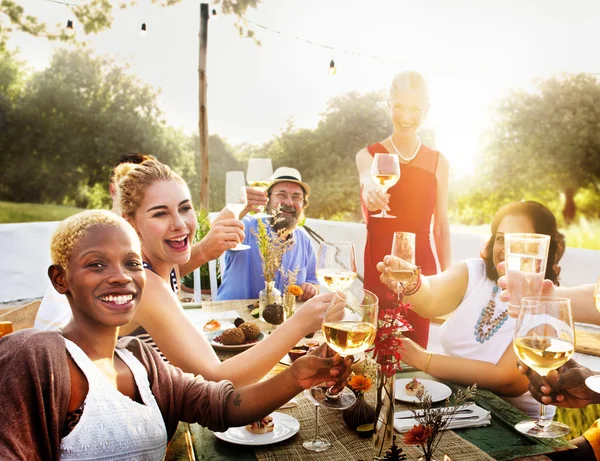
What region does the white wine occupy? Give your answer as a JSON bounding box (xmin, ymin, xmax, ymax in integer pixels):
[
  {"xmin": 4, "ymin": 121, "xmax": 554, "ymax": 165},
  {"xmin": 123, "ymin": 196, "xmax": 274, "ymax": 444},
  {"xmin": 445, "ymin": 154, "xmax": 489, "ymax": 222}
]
[
  {"xmin": 249, "ymin": 181, "xmax": 270, "ymax": 192},
  {"xmin": 227, "ymin": 202, "xmax": 246, "ymax": 219},
  {"xmin": 372, "ymin": 174, "xmax": 399, "ymax": 189},
  {"xmin": 514, "ymin": 336, "xmax": 574, "ymax": 377},
  {"xmin": 316, "ymin": 269, "xmax": 357, "ymax": 291},
  {"xmin": 389, "ymin": 269, "xmax": 419, "ymax": 287},
  {"xmin": 322, "ymin": 321, "xmax": 376, "ymax": 355}
]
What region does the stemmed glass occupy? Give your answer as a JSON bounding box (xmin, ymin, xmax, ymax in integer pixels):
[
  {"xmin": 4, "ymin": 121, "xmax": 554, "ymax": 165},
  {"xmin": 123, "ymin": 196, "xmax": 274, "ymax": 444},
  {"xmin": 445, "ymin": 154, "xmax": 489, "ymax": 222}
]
[
  {"xmin": 389, "ymin": 232, "xmax": 421, "ymax": 301},
  {"xmin": 308, "ymin": 288, "xmax": 378, "ymax": 410},
  {"xmin": 316, "ymin": 241, "xmax": 358, "ymax": 291},
  {"xmin": 513, "ymin": 296, "xmax": 574, "ymax": 438},
  {"xmin": 225, "ymin": 171, "xmax": 250, "ymax": 251},
  {"xmin": 302, "ymin": 389, "xmax": 331, "ymax": 452},
  {"xmin": 585, "ymin": 277, "xmax": 600, "ymax": 392},
  {"xmin": 370, "ymin": 153, "xmax": 400, "ymax": 219},
  {"xmin": 247, "ymin": 158, "xmax": 273, "ymax": 216}
]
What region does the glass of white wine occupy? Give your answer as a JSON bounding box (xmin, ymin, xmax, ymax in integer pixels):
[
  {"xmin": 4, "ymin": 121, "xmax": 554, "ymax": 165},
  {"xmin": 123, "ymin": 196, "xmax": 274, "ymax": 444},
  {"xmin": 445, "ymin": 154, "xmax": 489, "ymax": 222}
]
[
  {"xmin": 389, "ymin": 232, "xmax": 421, "ymax": 300},
  {"xmin": 225, "ymin": 171, "xmax": 251, "ymax": 251},
  {"xmin": 308, "ymin": 287, "xmax": 378, "ymax": 410},
  {"xmin": 585, "ymin": 277, "xmax": 600, "ymax": 393},
  {"xmin": 316, "ymin": 241, "xmax": 358, "ymax": 292},
  {"xmin": 513, "ymin": 296, "xmax": 575, "ymax": 438},
  {"xmin": 247, "ymin": 158, "xmax": 273, "ymax": 216},
  {"xmin": 370, "ymin": 153, "xmax": 400, "ymax": 219}
]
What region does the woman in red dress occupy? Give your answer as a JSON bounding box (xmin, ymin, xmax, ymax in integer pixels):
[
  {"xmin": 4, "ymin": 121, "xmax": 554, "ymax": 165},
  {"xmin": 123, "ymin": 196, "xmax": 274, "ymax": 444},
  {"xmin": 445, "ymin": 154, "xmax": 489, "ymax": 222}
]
[{"xmin": 355, "ymin": 71, "xmax": 451, "ymax": 347}]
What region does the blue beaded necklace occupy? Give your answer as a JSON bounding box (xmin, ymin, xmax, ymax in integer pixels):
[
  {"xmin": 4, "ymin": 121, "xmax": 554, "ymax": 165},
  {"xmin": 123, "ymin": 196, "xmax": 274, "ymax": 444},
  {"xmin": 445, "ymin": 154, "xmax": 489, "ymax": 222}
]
[{"xmin": 474, "ymin": 285, "xmax": 508, "ymax": 343}]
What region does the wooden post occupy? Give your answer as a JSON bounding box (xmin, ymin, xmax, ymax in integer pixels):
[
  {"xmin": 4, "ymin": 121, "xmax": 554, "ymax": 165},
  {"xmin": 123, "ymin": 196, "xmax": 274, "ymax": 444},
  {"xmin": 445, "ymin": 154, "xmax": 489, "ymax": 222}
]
[{"xmin": 199, "ymin": 3, "xmax": 209, "ymax": 211}]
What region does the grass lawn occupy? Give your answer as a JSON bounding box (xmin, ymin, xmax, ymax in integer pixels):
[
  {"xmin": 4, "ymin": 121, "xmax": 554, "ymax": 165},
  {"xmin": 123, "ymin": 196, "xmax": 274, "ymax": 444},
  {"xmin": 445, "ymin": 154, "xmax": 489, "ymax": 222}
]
[{"xmin": 0, "ymin": 201, "xmax": 85, "ymax": 223}]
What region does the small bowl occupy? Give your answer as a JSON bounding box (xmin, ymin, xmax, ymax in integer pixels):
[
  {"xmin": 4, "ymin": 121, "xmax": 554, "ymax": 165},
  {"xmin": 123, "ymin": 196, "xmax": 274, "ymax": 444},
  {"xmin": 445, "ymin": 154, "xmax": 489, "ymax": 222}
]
[
  {"xmin": 303, "ymin": 340, "xmax": 320, "ymax": 350},
  {"xmin": 288, "ymin": 346, "xmax": 309, "ymax": 362}
]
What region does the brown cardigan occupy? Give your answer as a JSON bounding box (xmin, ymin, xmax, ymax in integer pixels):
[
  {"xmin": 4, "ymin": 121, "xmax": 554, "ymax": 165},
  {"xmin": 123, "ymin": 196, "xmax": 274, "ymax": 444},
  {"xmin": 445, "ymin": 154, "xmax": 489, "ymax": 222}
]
[{"xmin": 0, "ymin": 329, "xmax": 235, "ymax": 460}]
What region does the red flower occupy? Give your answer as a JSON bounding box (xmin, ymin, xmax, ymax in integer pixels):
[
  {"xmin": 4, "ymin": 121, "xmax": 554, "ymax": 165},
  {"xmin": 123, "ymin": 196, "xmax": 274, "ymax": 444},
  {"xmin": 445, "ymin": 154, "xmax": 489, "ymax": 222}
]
[{"xmin": 404, "ymin": 424, "xmax": 432, "ymax": 445}]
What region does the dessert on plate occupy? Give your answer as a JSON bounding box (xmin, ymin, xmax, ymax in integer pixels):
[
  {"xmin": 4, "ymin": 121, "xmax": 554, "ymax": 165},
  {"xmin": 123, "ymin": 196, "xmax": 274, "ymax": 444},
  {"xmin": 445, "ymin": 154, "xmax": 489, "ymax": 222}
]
[
  {"xmin": 245, "ymin": 415, "xmax": 275, "ymax": 434},
  {"xmin": 405, "ymin": 377, "xmax": 424, "ymax": 396}
]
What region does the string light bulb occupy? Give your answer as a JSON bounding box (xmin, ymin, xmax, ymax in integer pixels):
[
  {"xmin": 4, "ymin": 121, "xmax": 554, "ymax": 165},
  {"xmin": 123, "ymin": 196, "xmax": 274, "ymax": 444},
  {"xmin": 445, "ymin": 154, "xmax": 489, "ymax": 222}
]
[
  {"xmin": 211, "ymin": 8, "xmax": 218, "ymax": 20},
  {"xmin": 329, "ymin": 59, "xmax": 337, "ymax": 76},
  {"xmin": 65, "ymin": 19, "xmax": 74, "ymax": 37},
  {"xmin": 140, "ymin": 23, "xmax": 147, "ymax": 36}
]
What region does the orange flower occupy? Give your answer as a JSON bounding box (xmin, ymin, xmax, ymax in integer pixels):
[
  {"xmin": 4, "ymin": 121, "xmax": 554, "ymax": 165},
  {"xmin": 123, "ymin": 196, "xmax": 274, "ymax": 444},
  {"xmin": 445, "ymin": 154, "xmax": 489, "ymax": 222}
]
[
  {"xmin": 347, "ymin": 375, "xmax": 372, "ymax": 394},
  {"xmin": 403, "ymin": 424, "xmax": 432, "ymax": 445},
  {"xmin": 287, "ymin": 285, "xmax": 303, "ymax": 297}
]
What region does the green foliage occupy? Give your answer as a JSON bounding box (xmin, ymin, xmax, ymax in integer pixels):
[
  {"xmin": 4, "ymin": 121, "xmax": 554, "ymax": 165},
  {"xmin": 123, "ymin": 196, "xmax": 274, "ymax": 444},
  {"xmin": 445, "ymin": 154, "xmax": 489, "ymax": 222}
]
[
  {"xmin": 181, "ymin": 208, "xmax": 218, "ymax": 289},
  {"xmin": 480, "ymin": 73, "xmax": 600, "ymax": 221},
  {"xmin": 556, "ymin": 404, "xmax": 600, "ymax": 440},
  {"xmin": 0, "ymin": 0, "xmax": 261, "ymax": 46},
  {"xmin": 0, "ymin": 47, "xmax": 191, "ymax": 207},
  {"xmin": 0, "ymin": 200, "xmax": 83, "ymax": 223}
]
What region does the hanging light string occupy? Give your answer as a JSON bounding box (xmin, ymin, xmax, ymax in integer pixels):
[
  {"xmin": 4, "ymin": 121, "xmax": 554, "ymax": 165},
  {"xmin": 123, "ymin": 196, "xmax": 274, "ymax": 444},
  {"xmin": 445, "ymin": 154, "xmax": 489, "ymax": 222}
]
[{"xmin": 246, "ymin": 19, "xmax": 404, "ymax": 65}]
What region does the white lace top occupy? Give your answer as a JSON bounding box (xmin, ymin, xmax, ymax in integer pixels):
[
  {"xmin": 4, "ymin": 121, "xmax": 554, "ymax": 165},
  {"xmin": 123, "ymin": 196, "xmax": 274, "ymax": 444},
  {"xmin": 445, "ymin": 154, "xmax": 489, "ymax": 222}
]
[{"xmin": 60, "ymin": 338, "xmax": 168, "ymax": 460}]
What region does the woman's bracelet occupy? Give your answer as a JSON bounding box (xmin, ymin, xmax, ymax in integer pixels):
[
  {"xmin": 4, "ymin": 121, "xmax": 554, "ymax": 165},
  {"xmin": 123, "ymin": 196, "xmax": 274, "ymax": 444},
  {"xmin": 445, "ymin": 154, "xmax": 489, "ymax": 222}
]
[
  {"xmin": 425, "ymin": 352, "xmax": 434, "ymax": 374},
  {"xmin": 403, "ymin": 272, "xmax": 422, "ymax": 296}
]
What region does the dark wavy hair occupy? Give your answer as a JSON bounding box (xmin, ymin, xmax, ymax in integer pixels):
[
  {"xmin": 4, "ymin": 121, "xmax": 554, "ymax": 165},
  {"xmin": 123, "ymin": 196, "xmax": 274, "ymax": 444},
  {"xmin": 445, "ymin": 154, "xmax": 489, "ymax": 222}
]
[{"xmin": 480, "ymin": 201, "xmax": 565, "ymax": 285}]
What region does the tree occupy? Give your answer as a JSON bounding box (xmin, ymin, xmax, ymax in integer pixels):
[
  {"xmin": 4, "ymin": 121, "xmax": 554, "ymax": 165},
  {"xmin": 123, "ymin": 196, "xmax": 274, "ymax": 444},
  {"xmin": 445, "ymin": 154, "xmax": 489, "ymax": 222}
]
[
  {"xmin": 0, "ymin": 0, "xmax": 261, "ymax": 46},
  {"xmin": 0, "ymin": 47, "xmax": 189, "ymax": 206},
  {"xmin": 481, "ymin": 73, "xmax": 600, "ymax": 223}
]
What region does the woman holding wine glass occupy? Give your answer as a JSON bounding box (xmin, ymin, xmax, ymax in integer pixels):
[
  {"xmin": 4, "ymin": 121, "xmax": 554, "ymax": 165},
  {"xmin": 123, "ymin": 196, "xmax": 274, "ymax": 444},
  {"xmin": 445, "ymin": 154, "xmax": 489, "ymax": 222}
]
[
  {"xmin": 355, "ymin": 70, "xmax": 450, "ymax": 348},
  {"xmin": 377, "ymin": 201, "xmax": 566, "ymax": 418}
]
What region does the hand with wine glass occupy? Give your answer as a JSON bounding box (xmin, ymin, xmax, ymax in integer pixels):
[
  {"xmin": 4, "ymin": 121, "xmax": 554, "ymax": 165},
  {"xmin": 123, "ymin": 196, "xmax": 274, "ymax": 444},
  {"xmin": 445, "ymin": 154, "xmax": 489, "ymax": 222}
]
[
  {"xmin": 368, "ymin": 153, "xmax": 400, "ymax": 219},
  {"xmin": 389, "ymin": 232, "xmax": 421, "ymax": 299},
  {"xmin": 307, "ymin": 287, "xmax": 378, "ymax": 410},
  {"xmin": 246, "ymin": 158, "xmax": 273, "ymax": 216},
  {"xmin": 316, "ymin": 241, "xmax": 358, "ymax": 292},
  {"xmin": 512, "ymin": 296, "xmax": 575, "ymax": 438},
  {"xmin": 225, "ymin": 171, "xmax": 251, "ymax": 251}
]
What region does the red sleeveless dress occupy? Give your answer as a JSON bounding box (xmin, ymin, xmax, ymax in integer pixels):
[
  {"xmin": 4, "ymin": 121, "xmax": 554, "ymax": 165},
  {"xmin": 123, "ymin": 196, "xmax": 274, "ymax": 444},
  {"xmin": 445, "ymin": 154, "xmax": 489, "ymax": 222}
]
[{"xmin": 361, "ymin": 143, "xmax": 440, "ymax": 347}]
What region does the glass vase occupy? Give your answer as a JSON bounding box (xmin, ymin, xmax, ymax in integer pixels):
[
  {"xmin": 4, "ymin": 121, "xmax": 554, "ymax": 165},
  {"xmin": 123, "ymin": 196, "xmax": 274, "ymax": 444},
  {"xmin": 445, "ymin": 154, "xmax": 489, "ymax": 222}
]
[
  {"xmin": 259, "ymin": 281, "xmax": 283, "ymax": 325},
  {"xmin": 373, "ymin": 366, "xmax": 395, "ymax": 460},
  {"xmin": 283, "ymin": 292, "xmax": 296, "ymax": 319}
]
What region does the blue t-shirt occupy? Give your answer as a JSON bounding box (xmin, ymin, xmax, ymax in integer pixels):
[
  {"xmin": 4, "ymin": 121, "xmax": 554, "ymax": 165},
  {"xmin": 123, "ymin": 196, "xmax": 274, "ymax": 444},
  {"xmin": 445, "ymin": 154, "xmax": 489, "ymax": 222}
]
[{"xmin": 217, "ymin": 216, "xmax": 318, "ymax": 300}]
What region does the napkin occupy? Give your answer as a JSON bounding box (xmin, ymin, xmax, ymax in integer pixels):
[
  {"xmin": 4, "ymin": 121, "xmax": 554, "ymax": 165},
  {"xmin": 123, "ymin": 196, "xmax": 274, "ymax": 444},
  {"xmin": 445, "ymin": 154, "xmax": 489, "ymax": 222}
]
[
  {"xmin": 279, "ymin": 398, "xmax": 298, "ymax": 409},
  {"xmin": 393, "ymin": 404, "xmax": 491, "ymax": 433}
]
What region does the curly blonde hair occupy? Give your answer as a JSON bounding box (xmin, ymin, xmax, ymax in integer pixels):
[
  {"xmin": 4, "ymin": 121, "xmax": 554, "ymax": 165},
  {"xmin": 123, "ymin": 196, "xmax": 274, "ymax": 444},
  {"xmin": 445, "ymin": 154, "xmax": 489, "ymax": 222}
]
[
  {"xmin": 50, "ymin": 210, "xmax": 139, "ymax": 273},
  {"xmin": 114, "ymin": 159, "xmax": 186, "ymax": 217}
]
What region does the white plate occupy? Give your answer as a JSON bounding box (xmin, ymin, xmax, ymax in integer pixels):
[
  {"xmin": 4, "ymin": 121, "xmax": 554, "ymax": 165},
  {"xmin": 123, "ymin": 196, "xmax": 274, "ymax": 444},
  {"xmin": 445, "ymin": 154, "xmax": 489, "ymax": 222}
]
[
  {"xmin": 214, "ymin": 412, "xmax": 299, "ymax": 446},
  {"xmin": 206, "ymin": 329, "xmax": 266, "ymax": 351},
  {"xmin": 394, "ymin": 378, "xmax": 452, "ymax": 403}
]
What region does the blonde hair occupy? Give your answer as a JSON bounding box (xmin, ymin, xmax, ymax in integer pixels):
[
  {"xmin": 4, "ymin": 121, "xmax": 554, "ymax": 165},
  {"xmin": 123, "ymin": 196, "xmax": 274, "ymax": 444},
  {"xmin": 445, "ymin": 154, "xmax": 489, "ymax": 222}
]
[
  {"xmin": 50, "ymin": 210, "xmax": 139, "ymax": 273},
  {"xmin": 389, "ymin": 71, "xmax": 429, "ymax": 101},
  {"xmin": 115, "ymin": 159, "xmax": 186, "ymax": 217}
]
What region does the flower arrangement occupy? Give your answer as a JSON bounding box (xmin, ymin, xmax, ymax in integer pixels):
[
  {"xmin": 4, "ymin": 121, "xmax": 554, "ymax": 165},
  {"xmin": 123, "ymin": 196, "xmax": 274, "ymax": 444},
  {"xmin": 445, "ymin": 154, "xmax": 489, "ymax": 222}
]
[
  {"xmin": 347, "ymin": 374, "xmax": 373, "ymax": 396},
  {"xmin": 280, "ymin": 265, "xmax": 302, "ymax": 297},
  {"xmin": 251, "ymin": 218, "xmax": 295, "ymax": 283},
  {"xmin": 404, "ymin": 385, "xmax": 478, "ymax": 461},
  {"xmin": 287, "ymin": 284, "xmax": 303, "ymax": 297},
  {"xmin": 372, "ymin": 293, "xmax": 414, "ymax": 458}
]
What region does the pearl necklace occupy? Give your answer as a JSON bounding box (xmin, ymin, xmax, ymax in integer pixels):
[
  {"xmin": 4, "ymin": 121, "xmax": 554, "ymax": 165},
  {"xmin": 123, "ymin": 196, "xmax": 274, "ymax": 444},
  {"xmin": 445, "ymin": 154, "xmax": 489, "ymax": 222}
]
[
  {"xmin": 473, "ymin": 285, "xmax": 508, "ymax": 344},
  {"xmin": 389, "ymin": 136, "xmax": 421, "ymax": 163}
]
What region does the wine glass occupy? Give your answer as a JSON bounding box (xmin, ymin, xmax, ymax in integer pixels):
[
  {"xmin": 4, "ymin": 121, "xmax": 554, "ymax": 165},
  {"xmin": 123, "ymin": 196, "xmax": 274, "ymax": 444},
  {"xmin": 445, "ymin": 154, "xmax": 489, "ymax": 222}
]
[
  {"xmin": 513, "ymin": 296, "xmax": 574, "ymax": 438},
  {"xmin": 225, "ymin": 171, "xmax": 251, "ymax": 251},
  {"xmin": 302, "ymin": 389, "xmax": 331, "ymax": 452},
  {"xmin": 316, "ymin": 241, "xmax": 358, "ymax": 292},
  {"xmin": 389, "ymin": 232, "xmax": 421, "ymax": 300},
  {"xmin": 585, "ymin": 277, "xmax": 600, "ymax": 392},
  {"xmin": 308, "ymin": 287, "xmax": 379, "ymax": 409},
  {"xmin": 370, "ymin": 153, "xmax": 400, "ymax": 219},
  {"xmin": 247, "ymin": 158, "xmax": 273, "ymax": 216}
]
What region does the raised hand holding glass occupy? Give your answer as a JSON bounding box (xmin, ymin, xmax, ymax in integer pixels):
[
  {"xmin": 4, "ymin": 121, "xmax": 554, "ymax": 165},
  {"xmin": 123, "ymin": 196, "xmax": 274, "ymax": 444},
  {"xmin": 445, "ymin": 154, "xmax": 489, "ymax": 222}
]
[
  {"xmin": 370, "ymin": 153, "xmax": 400, "ymax": 219},
  {"xmin": 225, "ymin": 171, "xmax": 251, "ymax": 251}
]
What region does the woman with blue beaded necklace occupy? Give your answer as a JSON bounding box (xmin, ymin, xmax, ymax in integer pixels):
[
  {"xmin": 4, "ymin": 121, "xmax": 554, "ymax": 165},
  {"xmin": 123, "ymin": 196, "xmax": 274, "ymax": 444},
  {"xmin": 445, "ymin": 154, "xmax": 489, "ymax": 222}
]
[{"xmin": 377, "ymin": 201, "xmax": 565, "ymax": 417}]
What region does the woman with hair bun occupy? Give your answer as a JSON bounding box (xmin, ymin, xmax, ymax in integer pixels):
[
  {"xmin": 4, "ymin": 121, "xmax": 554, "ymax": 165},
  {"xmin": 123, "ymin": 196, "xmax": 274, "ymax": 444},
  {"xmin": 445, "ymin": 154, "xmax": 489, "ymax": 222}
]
[
  {"xmin": 377, "ymin": 200, "xmax": 566, "ymax": 418},
  {"xmin": 356, "ymin": 70, "xmax": 451, "ymax": 348}
]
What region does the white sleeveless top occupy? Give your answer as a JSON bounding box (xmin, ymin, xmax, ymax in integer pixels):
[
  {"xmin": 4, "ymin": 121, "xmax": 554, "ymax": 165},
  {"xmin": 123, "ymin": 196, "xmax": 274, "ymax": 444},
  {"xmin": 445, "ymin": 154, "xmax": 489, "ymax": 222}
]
[
  {"xmin": 438, "ymin": 258, "xmax": 555, "ymax": 419},
  {"xmin": 60, "ymin": 338, "xmax": 168, "ymax": 460}
]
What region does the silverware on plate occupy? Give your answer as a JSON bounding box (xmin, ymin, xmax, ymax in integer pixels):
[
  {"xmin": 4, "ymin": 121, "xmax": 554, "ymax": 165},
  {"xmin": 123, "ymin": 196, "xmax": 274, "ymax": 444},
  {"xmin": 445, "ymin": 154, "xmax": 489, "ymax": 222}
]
[{"xmin": 395, "ymin": 408, "xmax": 474, "ymax": 419}]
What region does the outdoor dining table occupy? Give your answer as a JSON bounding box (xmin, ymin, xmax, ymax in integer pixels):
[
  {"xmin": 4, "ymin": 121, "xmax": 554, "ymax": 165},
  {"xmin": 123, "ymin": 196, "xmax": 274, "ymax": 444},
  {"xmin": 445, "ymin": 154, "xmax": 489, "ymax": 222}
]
[{"xmin": 165, "ymin": 299, "xmax": 576, "ymax": 461}]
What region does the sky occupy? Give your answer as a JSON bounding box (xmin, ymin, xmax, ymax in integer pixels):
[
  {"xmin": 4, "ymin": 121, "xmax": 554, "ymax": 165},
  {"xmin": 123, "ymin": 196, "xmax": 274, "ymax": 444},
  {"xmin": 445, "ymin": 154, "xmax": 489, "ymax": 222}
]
[{"xmin": 8, "ymin": 0, "xmax": 600, "ymax": 177}]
